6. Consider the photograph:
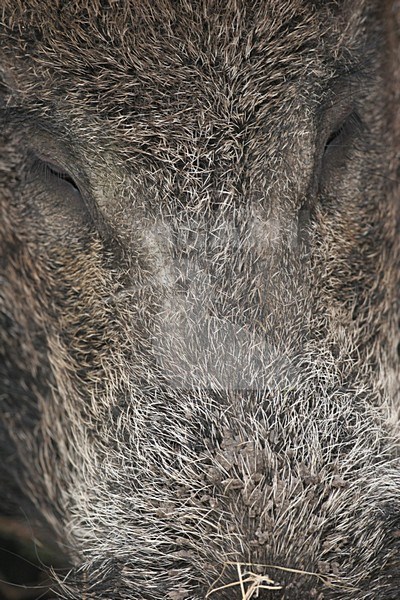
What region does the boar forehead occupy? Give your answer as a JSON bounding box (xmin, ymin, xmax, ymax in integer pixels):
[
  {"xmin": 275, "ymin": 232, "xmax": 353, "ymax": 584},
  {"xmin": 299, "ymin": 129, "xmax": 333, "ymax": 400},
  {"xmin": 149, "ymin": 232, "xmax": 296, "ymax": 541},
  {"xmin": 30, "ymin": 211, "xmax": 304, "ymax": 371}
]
[
  {"xmin": 1, "ymin": 0, "xmax": 374, "ymax": 228},
  {"xmin": 1, "ymin": 1, "xmax": 370, "ymax": 139}
]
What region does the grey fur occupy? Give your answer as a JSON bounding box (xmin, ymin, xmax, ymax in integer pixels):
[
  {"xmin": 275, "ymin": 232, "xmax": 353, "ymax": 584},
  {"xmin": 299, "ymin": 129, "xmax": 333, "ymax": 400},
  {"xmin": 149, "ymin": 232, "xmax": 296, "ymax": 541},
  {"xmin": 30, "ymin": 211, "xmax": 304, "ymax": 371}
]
[{"xmin": 0, "ymin": 1, "xmax": 399, "ymax": 598}]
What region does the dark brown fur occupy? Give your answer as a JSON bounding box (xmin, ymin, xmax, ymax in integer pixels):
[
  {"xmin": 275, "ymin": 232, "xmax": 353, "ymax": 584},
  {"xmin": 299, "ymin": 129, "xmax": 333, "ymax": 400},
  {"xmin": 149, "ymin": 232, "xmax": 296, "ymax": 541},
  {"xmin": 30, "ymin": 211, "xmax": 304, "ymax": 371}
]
[{"xmin": 0, "ymin": 1, "xmax": 399, "ymax": 598}]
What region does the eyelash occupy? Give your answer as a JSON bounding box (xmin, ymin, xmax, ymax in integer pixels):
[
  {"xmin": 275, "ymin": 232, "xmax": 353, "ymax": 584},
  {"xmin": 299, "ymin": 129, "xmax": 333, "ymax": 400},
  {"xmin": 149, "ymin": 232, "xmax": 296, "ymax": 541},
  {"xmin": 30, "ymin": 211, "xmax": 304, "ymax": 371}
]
[
  {"xmin": 34, "ymin": 156, "xmax": 80, "ymax": 193},
  {"xmin": 45, "ymin": 163, "xmax": 79, "ymax": 189},
  {"xmin": 324, "ymin": 111, "xmax": 362, "ymax": 154}
]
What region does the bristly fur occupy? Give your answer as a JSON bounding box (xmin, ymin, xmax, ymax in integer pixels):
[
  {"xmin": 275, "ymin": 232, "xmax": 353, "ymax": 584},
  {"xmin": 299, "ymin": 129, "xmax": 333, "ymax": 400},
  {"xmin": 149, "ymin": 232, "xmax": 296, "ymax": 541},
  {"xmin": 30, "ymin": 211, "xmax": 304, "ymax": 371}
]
[{"xmin": 0, "ymin": 1, "xmax": 399, "ymax": 599}]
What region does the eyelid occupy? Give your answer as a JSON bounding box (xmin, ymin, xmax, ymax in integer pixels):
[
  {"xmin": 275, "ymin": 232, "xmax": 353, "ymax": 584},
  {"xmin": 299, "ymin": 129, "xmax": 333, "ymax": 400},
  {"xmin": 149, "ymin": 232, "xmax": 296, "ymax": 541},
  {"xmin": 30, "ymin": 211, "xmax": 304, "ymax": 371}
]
[
  {"xmin": 33, "ymin": 150, "xmax": 69, "ymax": 172},
  {"xmin": 45, "ymin": 162, "xmax": 80, "ymax": 191},
  {"xmin": 33, "ymin": 152, "xmax": 81, "ymax": 193},
  {"xmin": 324, "ymin": 111, "xmax": 362, "ymax": 152}
]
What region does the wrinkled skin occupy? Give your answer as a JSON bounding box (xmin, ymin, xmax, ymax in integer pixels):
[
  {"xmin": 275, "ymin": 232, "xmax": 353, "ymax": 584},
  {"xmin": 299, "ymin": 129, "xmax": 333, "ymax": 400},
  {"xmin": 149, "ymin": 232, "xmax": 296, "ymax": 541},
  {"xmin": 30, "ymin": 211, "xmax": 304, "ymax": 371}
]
[{"xmin": 0, "ymin": 1, "xmax": 399, "ymax": 599}]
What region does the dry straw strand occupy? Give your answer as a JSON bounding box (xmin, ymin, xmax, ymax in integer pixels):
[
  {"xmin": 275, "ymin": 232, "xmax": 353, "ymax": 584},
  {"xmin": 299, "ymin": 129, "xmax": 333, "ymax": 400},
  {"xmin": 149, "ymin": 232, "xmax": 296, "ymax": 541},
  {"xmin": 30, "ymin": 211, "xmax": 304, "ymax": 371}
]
[{"xmin": 206, "ymin": 561, "xmax": 353, "ymax": 598}]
